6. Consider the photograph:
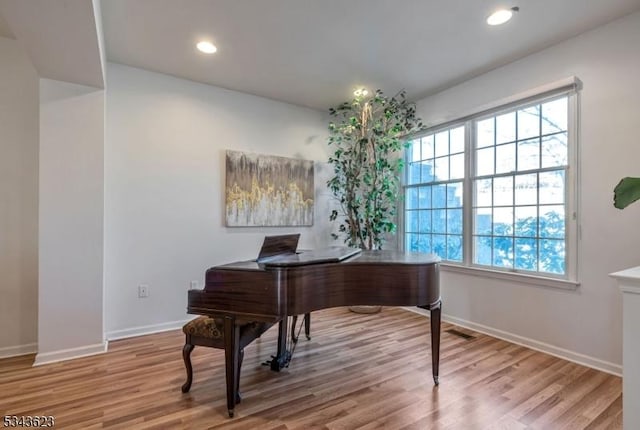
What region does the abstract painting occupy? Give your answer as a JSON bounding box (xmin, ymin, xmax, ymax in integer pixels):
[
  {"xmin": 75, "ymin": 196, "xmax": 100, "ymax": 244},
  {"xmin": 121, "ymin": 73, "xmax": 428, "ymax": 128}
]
[{"xmin": 225, "ymin": 150, "xmax": 314, "ymax": 226}]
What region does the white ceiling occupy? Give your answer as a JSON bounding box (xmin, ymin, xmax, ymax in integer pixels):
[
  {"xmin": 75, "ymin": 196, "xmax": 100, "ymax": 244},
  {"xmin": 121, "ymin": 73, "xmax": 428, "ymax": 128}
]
[
  {"xmin": 0, "ymin": 0, "xmax": 104, "ymax": 88},
  {"xmin": 2, "ymin": 1, "xmax": 639, "ymax": 110},
  {"xmin": 101, "ymin": 0, "xmax": 640, "ymax": 110}
]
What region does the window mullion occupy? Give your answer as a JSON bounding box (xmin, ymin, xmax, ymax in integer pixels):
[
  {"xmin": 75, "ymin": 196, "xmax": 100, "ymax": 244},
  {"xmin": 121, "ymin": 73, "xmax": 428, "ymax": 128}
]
[
  {"xmin": 463, "ymin": 120, "xmax": 474, "ymax": 265},
  {"xmin": 565, "ymin": 92, "xmax": 579, "ymax": 281}
]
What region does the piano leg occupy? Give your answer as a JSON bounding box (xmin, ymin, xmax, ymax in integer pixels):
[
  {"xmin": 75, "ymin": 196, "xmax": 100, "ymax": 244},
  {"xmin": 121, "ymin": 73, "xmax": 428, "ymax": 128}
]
[
  {"xmin": 235, "ymin": 349, "xmax": 244, "ymax": 404},
  {"xmin": 290, "ymin": 313, "xmax": 312, "ymax": 343},
  {"xmin": 291, "ymin": 315, "xmax": 299, "ymax": 343},
  {"xmin": 430, "ymin": 300, "xmax": 442, "ymax": 386},
  {"xmin": 223, "ymin": 316, "xmax": 240, "ymax": 418},
  {"xmin": 304, "ymin": 313, "xmax": 311, "ymax": 340}
]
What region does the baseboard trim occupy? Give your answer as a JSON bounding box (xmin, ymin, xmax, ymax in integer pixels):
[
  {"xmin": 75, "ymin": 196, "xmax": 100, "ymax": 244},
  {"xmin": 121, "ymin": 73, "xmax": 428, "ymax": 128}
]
[
  {"xmin": 33, "ymin": 342, "xmax": 108, "ymax": 366},
  {"xmin": 0, "ymin": 342, "xmax": 37, "ymax": 359},
  {"xmin": 402, "ymin": 307, "xmax": 622, "ymax": 377},
  {"xmin": 106, "ymin": 318, "xmax": 195, "ymax": 341}
]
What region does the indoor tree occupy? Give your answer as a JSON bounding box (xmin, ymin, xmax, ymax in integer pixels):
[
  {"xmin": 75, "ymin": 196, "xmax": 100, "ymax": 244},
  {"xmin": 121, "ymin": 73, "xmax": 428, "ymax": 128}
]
[{"xmin": 327, "ymin": 89, "xmax": 424, "ymax": 249}]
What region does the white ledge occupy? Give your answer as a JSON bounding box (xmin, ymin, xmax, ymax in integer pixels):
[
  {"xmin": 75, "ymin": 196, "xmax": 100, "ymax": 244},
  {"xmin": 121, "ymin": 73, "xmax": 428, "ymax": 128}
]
[
  {"xmin": 441, "ymin": 263, "xmax": 580, "ymax": 290},
  {"xmin": 610, "ymin": 266, "xmax": 640, "ymax": 294}
]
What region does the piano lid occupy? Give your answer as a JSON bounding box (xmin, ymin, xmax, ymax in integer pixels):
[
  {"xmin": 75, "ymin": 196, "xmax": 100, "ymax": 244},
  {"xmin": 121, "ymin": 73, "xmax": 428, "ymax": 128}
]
[{"xmin": 259, "ymin": 247, "xmax": 362, "ymax": 267}]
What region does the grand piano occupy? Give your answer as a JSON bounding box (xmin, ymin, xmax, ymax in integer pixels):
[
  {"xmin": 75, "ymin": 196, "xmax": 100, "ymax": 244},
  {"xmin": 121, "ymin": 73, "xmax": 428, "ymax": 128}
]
[{"xmin": 187, "ymin": 245, "xmax": 441, "ymax": 417}]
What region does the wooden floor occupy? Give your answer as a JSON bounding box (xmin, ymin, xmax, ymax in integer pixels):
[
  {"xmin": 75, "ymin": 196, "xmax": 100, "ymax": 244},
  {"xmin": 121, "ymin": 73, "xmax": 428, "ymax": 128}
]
[{"xmin": 0, "ymin": 308, "xmax": 622, "ymax": 429}]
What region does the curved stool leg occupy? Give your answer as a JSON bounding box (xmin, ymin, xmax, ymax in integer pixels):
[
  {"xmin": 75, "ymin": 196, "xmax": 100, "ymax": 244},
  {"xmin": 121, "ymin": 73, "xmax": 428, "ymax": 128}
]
[{"xmin": 181, "ymin": 343, "xmax": 195, "ymax": 393}]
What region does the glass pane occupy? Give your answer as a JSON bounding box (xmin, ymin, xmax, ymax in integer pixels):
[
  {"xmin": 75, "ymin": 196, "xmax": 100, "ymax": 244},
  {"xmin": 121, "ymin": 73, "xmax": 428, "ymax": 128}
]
[
  {"xmin": 420, "ymin": 160, "xmax": 434, "ymax": 182},
  {"xmin": 432, "ymin": 185, "xmax": 446, "ymax": 208},
  {"xmin": 475, "ymin": 179, "xmax": 492, "ymax": 207},
  {"xmin": 541, "ymin": 133, "xmax": 567, "ymax": 168},
  {"xmin": 450, "ymin": 126, "xmax": 465, "ymax": 154},
  {"xmin": 518, "ymin": 105, "xmax": 540, "ymax": 140},
  {"xmin": 421, "ymin": 135, "xmax": 434, "ymax": 160},
  {"xmin": 496, "ymin": 143, "xmax": 516, "ymax": 174},
  {"xmin": 474, "ymin": 236, "xmax": 492, "ymax": 265},
  {"xmin": 406, "ymin": 210, "xmax": 419, "ymax": 232},
  {"xmin": 493, "ymin": 237, "xmax": 514, "ymax": 267},
  {"xmin": 476, "ymin": 118, "xmax": 494, "ymax": 148},
  {"xmin": 539, "ymin": 239, "xmax": 565, "ymax": 274},
  {"xmin": 515, "ymin": 173, "xmax": 537, "ymax": 205},
  {"xmin": 476, "ymin": 147, "xmax": 494, "ymax": 176},
  {"xmin": 435, "ymin": 131, "xmax": 449, "ymax": 157},
  {"xmin": 406, "ymin": 187, "xmax": 418, "ymax": 209},
  {"xmin": 515, "ymin": 206, "xmax": 538, "ymax": 237},
  {"xmin": 420, "ymin": 234, "xmax": 432, "ymax": 254},
  {"xmin": 541, "ymin": 97, "xmax": 568, "ymax": 135},
  {"xmin": 419, "ymin": 210, "xmax": 432, "ymax": 233},
  {"xmin": 434, "ymin": 156, "xmax": 449, "ymax": 181},
  {"xmin": 447, "ymin": 182, "xmax": 463, "ymax": 208},
  {"xmin": 432, "ymin": 209, "xmax": 447, "ymax": 233},
  {"xmin": 432, "ymin": 234, "xmax": 447, "ymax": 258},
  {"xmin": 517, "ymin": 138, "xmax": 540, "ymax": 171},
  {"xmin": 447, "ymin": 235, "xmax": 463, "ymax": 262},
  {"xmin": 493, "ymin": 207, "xmax": 513, "ymax": 235},
  {"xmin": 406, "ymin": 233, "xmax": 418, "ymax": 252},
  {"xmin": 539, "ymin": 170, "xmax": 565, "ymax": 204},
  {"xmin": 496, "ymin": 112, "xmax": 516, "ymax": 144},
  {"xmin": 410, "ymin": 140, "xmax": 421, "ymax": 162},
  {"xmin": 408, "ymin": 162, "xmax": 421, "ymax": 184},
  {"xmin": 540, "ymin": 205, "xmax": 565, "ymax": 239},
  {"xmin": 450, "ymin": 153, "xmax": 465, "ymax": 180},
  {"xmin": 493, "ymin": 176, "xmax": 513, "ymax": 206},
  {"xmin": 418, "ymin": 186, "xmax": 431, "ymax": 208},
  {"xmin": 474, "ymin": 208, "xmax": 492, "ymax": 235},
  {"xmin": 515, "ymin": 238, "xmax": 538, "ymax": 271},
  {"xmin": 420, "ymin": 234, "xmax": 432, "ymax": 253},
  {"xmin": 447, "ymin": 209, "xmax": 463, "ymax": 234}
]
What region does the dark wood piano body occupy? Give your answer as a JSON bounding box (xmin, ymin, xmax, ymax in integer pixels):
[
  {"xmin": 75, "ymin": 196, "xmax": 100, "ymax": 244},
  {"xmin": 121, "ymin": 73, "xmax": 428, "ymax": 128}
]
[{"xmin": 187, "ymin": 249, "xmax": 441, "ymax": 417}]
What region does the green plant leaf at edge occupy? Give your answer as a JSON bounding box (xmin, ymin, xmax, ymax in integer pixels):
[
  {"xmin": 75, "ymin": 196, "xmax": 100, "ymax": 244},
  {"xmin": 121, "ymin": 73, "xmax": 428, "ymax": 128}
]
[{"xmin": 614, "ymin": 177, "xmax": 640, "ymax": 209}]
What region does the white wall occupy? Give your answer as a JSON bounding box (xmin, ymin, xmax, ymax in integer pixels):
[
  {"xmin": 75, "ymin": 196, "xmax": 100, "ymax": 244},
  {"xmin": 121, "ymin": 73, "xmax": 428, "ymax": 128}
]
[
  {"xmin": 37, "ymin": 78, "xmax": 105, "ymax": 363},
  {"xmin": 104, "ymin": 63, "xmax": 330, "ymax": 337},
  {"xmin": 415, "ymin": 11, "xmax": 640, "ymax": 370},
  {"xmin": 0, "ymin": 37, "xmax": 39, "ymax": 357}
]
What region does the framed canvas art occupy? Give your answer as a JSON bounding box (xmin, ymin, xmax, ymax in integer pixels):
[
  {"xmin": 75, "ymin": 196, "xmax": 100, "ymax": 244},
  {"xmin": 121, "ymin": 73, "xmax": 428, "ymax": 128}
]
[{"xmin": 225, "ymin": 150, "xmax": 314, "ymax": 226}]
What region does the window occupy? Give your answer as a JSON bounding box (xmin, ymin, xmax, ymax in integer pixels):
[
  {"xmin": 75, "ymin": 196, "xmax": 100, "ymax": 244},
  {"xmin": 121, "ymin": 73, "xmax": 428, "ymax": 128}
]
[
  {"xmin": 404, "ymin": 86, "xmax": 577, "ymax": 281},
  {"xmin": 405, "ymin": 125, "xmax": 465, "ymax": 262}
]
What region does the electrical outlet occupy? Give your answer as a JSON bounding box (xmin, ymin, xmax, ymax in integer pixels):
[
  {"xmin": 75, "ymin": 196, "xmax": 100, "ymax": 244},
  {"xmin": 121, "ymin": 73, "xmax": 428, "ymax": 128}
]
[
  {"xmin": 138, "ymin": 284, "xmax": 149, "ymax": 298},
  {"xmin": 189, "ymin": 280, "xmax": 199, "ymax": 290}
]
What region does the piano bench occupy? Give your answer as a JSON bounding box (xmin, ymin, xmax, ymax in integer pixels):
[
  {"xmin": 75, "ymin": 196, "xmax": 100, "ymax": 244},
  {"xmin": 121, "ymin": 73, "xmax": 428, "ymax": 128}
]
[{"xmin": 180, "ymin": 316, "xmax": 273, "ymax": 397}]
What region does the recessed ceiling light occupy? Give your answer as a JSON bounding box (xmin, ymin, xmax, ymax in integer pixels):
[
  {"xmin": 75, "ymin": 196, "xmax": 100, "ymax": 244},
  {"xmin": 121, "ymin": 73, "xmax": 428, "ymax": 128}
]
[
  {"xmin": 196, "ymin": 41, "xmax": 217, "ymax": 54},
  {"xmin": 487, "ymin": 7, "xmax": 519, "ymax": 26},
  {"xmin": 354, "ymin": 88, "xmax": 369, "ymax": 97}
]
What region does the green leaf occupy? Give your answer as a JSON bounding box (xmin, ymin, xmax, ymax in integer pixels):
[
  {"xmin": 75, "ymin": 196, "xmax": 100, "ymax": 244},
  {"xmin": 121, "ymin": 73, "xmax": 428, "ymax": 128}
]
[{"xmin": 614, "ymin": 177, "xmax": 640, "ymax": 209}]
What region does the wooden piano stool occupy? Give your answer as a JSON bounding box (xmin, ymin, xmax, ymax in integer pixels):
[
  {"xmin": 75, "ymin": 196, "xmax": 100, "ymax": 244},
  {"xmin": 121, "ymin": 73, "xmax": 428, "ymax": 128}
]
[{"xmin": 180, "ymin": 314, "xmax": 311, "ymax": 417}]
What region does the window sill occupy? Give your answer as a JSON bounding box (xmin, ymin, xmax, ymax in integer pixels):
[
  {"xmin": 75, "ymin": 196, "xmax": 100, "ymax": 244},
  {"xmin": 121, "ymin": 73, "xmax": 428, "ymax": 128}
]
[{"xmin": 440, "ymin": 263, "xmax": 580, "ymax": 291}]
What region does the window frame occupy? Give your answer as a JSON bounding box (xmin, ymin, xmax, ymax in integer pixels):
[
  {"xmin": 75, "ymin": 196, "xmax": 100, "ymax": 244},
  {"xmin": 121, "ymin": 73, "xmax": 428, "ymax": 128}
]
[{"xmin": 401, "ymin": 80, "xmax": 580, "ymax": 288}]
